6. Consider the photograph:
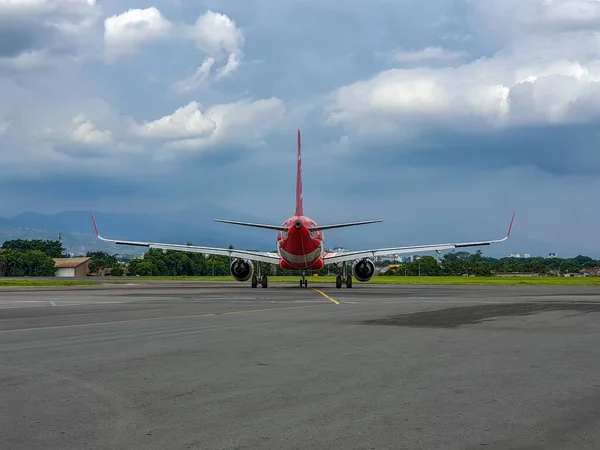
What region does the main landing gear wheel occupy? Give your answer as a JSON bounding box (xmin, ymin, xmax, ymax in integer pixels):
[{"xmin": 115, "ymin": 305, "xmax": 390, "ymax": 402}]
[
  {"xmin": 335, "ymin": 264, "xmax": 353, "ymax": 289},
  {"xmin": 251, "ymin": 263, "xmax": 268, "ymax": 288}
]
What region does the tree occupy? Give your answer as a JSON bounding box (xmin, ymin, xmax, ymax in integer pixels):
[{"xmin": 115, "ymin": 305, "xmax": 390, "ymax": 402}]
[
  {"xmin": 2, "ymin": 239, "xmax": 67, "ymax": 258},
  {"xmin": 414, "ymin": 256, "xmax": 441, "ymax": 276},
  {"xmin": 86, "ymin": 251, "xmax": 119, "ymax": 275},
  {"xmin": 0, "ymin": 249, "xmax": 56, "ymax": 276},
  {"xmin": 111, "ymin": 265, "xmax": 124, "ymax": 276},
  {"xmin": 127, "ymin": 259, "xmax": 156, "ymax": 276}
]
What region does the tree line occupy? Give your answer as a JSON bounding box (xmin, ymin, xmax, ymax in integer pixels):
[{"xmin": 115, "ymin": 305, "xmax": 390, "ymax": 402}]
[
  {"xmin": 383, "ymin": 251, "xmax": 599, "ymax": 277},
  {"xmin": 0, "ymin": 238, "xmax": 598, "ymax": 277},
  {"xmin": 124, "ymin": 248, "xmax": 600, "ymax": 278}
]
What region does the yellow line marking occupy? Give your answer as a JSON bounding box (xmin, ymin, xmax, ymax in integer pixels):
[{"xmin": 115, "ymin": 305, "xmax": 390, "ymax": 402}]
[
  {"xmin": 0, "ymin": 304, "xmax": 324, "ymax": 334},
  {"xmin": 310, "ymin": 288, "xmax": 340, "ymax": 305}
]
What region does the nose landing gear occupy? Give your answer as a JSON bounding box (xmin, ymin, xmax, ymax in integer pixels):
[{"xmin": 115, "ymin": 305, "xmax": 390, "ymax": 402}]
[{"xmin": 300, "ymin": 271, "xmax": 308, "ymax": 287}]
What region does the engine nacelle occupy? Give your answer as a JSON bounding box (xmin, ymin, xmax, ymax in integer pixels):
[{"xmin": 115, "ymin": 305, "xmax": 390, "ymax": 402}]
[
  {"xmin": 352, "ymin": 258, "xmax": 375, "ymax": 282},
  {"xmin": 230, "ymin": 258, "xmax": 254, "ymax": 282}
]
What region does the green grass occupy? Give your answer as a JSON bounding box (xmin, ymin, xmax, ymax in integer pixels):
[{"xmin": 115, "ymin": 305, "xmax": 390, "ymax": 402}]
[
  {"xmin": 0, "ymin": 280, "xmax": 96, "ymax": 287},
  {"xmin": 123, "ymin": 275, "xmax": 600, "ymax": 286}
]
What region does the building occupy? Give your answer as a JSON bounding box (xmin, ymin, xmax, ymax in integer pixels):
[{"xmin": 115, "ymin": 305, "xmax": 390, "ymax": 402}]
[{"xmin": 53, "ymin": 257, "xmax": 92, "ymax": 277}]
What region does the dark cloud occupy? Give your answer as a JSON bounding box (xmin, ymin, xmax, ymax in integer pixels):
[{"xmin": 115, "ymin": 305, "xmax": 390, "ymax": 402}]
[
  {"xmin": 0, "ymin": 174, "xmax": 154, "ymax": 201},
  {"xmin": 0, "ymin": 2, "xmax": 100, "ymax": 68},
  {"xmin": 0, "ymin": 22, "xmax": 48, "ymax": 58},
  {"xmin": 390, "ymin": 123, "xmax": 600, "ymax": 176},
  {"xmin": 170, "ymin": 0, "xmax": 481, "ymax": 100}
]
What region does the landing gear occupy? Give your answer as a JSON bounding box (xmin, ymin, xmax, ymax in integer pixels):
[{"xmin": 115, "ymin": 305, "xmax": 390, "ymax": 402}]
[
  {"xmin": 335, "ymin": 263, "xmax": 353, "ymax": 289},
  {"xmin": 299, "ymin": 271, "xmax": 308, "ymax": 288},
  {"xmin": 251, "ymin": 263, "xmax": 268, "ymax": 288}
]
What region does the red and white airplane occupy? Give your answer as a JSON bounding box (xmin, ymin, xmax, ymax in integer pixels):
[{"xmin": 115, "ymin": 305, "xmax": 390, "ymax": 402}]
[{"xmin": 90, "ymin": 130, "xmax": 514, "ymax": 289}]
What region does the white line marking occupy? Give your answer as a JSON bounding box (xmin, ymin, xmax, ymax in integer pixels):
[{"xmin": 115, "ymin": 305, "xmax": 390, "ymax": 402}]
[
  {"xmin": 0, "ymin": 300, "xmax": 126, "ymax": 309},
  {"xmin": 0, "ymin": 300, "xmax": 48, "ymax": 303}
]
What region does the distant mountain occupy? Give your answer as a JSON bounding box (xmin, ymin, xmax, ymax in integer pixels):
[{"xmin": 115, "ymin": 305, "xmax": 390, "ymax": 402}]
[
  {"xmin": 0, "ymin": 226, "xmax": 133, "ymax": 256},
  {"xmin": 0, "ymin": 204, "xmax": 278, "ymax": 256}
]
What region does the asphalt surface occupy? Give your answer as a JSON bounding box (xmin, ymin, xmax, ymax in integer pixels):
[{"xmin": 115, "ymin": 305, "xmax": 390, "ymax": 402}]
[{"xmin": 1, "ymin": 281, "xmax": 600, "ymax": 450}]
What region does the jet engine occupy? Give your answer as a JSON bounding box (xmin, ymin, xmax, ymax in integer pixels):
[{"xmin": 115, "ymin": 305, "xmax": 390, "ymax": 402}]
[
  {"xmin": 352, "ymin": 258, "xmax": 375, "ymax": 282},
  {"xmin": 230, "ymin": 258, "xmax": 254, "ymax": 282}
]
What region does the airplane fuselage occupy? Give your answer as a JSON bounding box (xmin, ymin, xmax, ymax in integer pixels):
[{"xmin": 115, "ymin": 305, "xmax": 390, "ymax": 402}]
[{"xmin": 277, "ymin": 215, "xmax": 324, "ymax": 271}]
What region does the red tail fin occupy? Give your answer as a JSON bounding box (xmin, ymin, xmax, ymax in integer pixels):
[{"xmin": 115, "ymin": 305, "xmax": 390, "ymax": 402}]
[{"xmin": 295, "ymin": 129, "xmax": 303, "ymax": 217}]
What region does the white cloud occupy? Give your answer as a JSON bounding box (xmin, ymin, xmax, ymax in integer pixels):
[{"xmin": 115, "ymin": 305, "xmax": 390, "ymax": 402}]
[
  {"xmin": 131, "ymin": 102, "xmax": 217, "ymax": 140},
  {"xmin": 16, "ymin": 94, "xmax": 287, "ymax": 168},
  {"xmin": 104, "ymin": 7, "xmax": 172, "ymax": 60},
  {"xmin": 186, "ymin": 10, "xmax": 244, "ymax": 57},
  {"xmin": 171, "ymin": 58, "xmax": 215, "ymax": 94},
  {"xmin": 70, "ymin": 113, "xmax": 113, "ymax": 146},
  {"xmin": 104, "ymin": 8, "xmax": 244, "ymax": 92},
  {"xmin": 325, "ymin": 1, "xmax": 600, "ymax": 136},
  {"xmin": 147, "ymin": 97, "xmax": 287, "ymax": 153},
  {"xmin": 172, "ymin": 10, "xmax": 245, "ymax": 93},
  {"xmin": 325, "ymin": 64, "xmax": 511, "ymax": 135},
  {"xmin": 215, "ymin": 51, "xmax": 242, "ymax": 80}
]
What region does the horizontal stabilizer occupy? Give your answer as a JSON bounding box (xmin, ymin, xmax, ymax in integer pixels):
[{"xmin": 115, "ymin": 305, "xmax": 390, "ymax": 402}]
[
  {"xmin": 213, "ymin": 219, "xmax": 287, "ymax": 231},
  {"xmin": 312, "ymin": 220, "xmax": 383, "ymax": 231}
]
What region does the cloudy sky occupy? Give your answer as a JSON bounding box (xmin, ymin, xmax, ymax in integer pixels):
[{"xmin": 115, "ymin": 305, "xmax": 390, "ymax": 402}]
[{"xmin": 1, "ymin": 0, "xmax": 600, "ymax": 256}]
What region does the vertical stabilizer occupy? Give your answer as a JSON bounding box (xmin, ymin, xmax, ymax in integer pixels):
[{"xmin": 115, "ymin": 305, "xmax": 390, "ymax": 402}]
[{"xmin": 295, "ymin": 129, "xmax": 304, "ymax": 217}]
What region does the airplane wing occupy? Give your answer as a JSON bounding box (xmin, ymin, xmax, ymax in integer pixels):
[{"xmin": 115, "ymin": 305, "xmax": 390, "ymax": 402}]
[
  {"xmin": 323, "ymin": 213, "xmax": 515, "ymax": 265},
  {"xmin": 90, "ymin": 212, "xmax": 281, "ymax": 265}
]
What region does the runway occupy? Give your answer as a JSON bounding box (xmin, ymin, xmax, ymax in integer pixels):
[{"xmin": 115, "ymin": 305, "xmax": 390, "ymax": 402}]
[{"xmin": 1, "ymin": 282, "xmax": 600, "ymax": 449}]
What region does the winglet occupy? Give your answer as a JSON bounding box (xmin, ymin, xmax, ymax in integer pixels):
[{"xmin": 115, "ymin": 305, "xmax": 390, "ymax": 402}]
[
  {"xmin": 90, "ymin": 211, "xmax": 100, "ymax": 238},
  {"xmin": 507, "ymin": 212, "xmax": 515, "ymax": 238}
]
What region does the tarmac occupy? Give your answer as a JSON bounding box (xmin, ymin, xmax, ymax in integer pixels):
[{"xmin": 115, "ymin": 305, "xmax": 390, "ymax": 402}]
[{"xmin": 1, "ymin": 281, "xmax": 600, "ymax": 449}]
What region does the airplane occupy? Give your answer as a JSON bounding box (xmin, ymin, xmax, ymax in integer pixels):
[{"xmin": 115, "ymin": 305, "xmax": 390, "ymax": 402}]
[{"xmin": 90, "ymin": 130, "xmax": 515, "ymax": 289}]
